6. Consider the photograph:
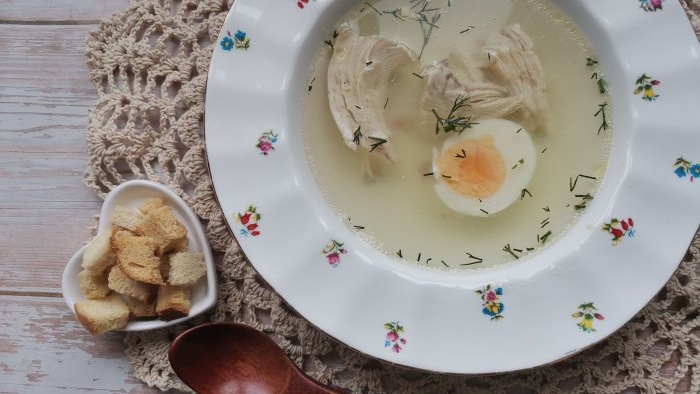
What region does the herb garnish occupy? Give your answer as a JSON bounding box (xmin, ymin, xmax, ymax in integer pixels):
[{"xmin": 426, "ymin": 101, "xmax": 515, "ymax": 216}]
[
  {"xmin": 460, "ymin": 25, "xmax": 475, "ymax": 34},
  {"xmin": 480, "ymin": 208, "xmax": 489, "ymax": 215},
  {"xmin": 594, "ymin": 102, "xmax": 609, "ymax": 135},
  {"xmin": 353, "ymin": 225, "xmax": 365, "ymax": 230},
  {"xmin": 463, "ymin": 252, "xmax": 483, "ymax": 265},
  {"xmin": 397, "ymin": 249, "xmax": 403, "ymax": 258},
  {"xmin": 569, "ymin": 174, "xmax": 597, "ymax": 192},
  {"xmin": 521, "ymin": 188, "xmax": 532, "ymax": 200},
  {"xmin": 574, "ymin": 193, "xmax": 594, "ymax": 211},
  {"xmin": 352, "ymin": 126, "xmax": 362, "ymax": 146},
  {"xmin": 455, "ymin": 149, "xmax": 467, "ymax": 159},
  {"xmin": 368, "ymin": 136, "xmax": 387, "ymax": 152},
  {"xmin": 384, "ymin": 0, "xmax": 442, "ymax": 59},
  {"xmin": 384, "ymin": 97, "xmax": 389, "ymax": 109},
  {"xmin": 423, "ymin": 172, "xmax": 434, "ymax": 177},
  {"xmin": 432, "ymin": 95, "xmax": 477, "ymax": 134},
  {"xmin": 411, "ymin": 72, "xmax": 424, "ymax": 79},
  {"xmin": 364, "ymin": 2, "xmax": 382, "ymax": 16},
  {"xmin": 502, "ymin": 244, "xmax": 520, "ymax": 259},
  {"xmin": 308, "ymin": 77, "xmax": 316, "ymax": 92}
]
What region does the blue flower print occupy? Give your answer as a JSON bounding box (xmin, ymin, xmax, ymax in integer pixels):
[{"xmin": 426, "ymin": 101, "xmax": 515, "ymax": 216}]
[
  {"xmin": 690, "ymin": 164, "xmax": 700, "ymax": 178},
  {"xmin": 674, "ymin": 166, "xmax": 687, "ymax": 178},
  {"xmin": 220, "ymin": 36, "xmax": 234, "ymax": 51},
  {"xmin": 234, "ymin": 30, "xmax": 247, "ymax": 42}
]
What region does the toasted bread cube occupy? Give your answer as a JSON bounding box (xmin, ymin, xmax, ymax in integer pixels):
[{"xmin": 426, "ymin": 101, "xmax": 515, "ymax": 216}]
[
  {"xmin": 81, "ymin": 230, "xmax": 113, "ymax": 273},
  {"xmin": 111, "ymin": 205, "xmax": 143, "ymax": 232},
  {"xmin": 168, "ymin": 252, "xmax": 206, "ymax": 286},
  {"xmin": 156, "ymin": 285, "xmax": 190, "ymax": 321},
  {"xmin": 74, "ymin": 294, "xmax": 129, "ymax": 335},
  {"xmin": 135, "ymin": 205, "xmax": 187, "ymax": 255},
  {"xmin": 77, "ymin": 269, "xmax": 111, "ymax": 300},
  {"xmin": 107, "ymin": 265, "xmax": 156, "ymax": 303},
  {"xmin": 125, "ymin": 296, "xmax": 157, "ymax": 320},
  {"xmin": 111, "ymin": 230, "xmax": 164, "ymax": 285},
  {"xmin": 138, "ymin": 197, "xmax": 167, "ymax": 214}
]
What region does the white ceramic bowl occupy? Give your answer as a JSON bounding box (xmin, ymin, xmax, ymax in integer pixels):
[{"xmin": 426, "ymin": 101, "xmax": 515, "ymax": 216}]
[{"xmin": 61, "ymin": 180, "xmax": 217, "ymax": 331}]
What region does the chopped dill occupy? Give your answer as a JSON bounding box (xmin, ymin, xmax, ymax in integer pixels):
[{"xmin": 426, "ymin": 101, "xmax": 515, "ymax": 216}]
[
  {"xmin": 441, "ymin": 260, "xmax": 449, "ymax": 267},
  {"xmin": 364, "ymin": 2, "xmax": 382, "ymax": 16},
  {"xmin": 569, "ymin": 174, "xmax": 597, "ymax": 192},
  {"xmin": 455, "ymin": 149, "xmax": 467, "ymax": 159},
  {"xmin": 384, "ymin": 97, "xmax": 389, "ymax": 109},
  {"xmin": 480, "ymin": 208, "xmax": 489, "ymax": 215},
  {"xmin": 384, "ymin": 0, "xmax": 442, "ymax": 59},
  {"xmin": 464, "ymin": 253, "xmax": 483, "ymax": 265},
  {"xmin": 502, "ymin": 244, "xmax": 520, "ymax": 260},
  {"xmin": 355, "ymin": 105, "xmax": 362, "ymax": 110},
  {"xmin": 423, "ymin": 172, "xmax": 434, "ymax": 177},
  {"xmin": 543, "ymin": 206, "xmax": 551, "ymax": 212},
  {"xmin": 417, "ymin": 252, "xmax": 422, "ymax": 261},
  {"xmin": 460, "ymin": 25, "xmax": 475, "ymax": 34},
  {"xmin": 353, "ymin": 225, "xmax": 365, "ymax": 230},
  {"xmin": 541, "ymin": 147, "xmax": 548, "ymax": 154},
  {"xmin": 441, "ymin": 174, "xmax": 452, "ymax": 179},
  {"xmin": 411, "ymin": 72, "xmax": 424, "ymax": 79},
  {"xmin": 594, "ymin": 102, "xmax": 609, "ymax": 135},
  {"xmin": 352, "ymin": 126, "xmax": 362, "ymax": 146},
  {"xmin": 397, "ymin": 249, "xmax": 403, "ymax": 258},
  {"xmin": 521, "ymin": 188, "xmax": 532, "ymax": 200},
  {"xmin": 574, "ymin": 193, "xmax": 594, "ymax": 211},
  {"xmin": 516, "ymin": 128, "xmax": 523, "ymax": 133},
  {"xmin": 368, "ymin": 136, "xmax": 387, "ymax": 152},
  {"xmin": 308, "ymin": 77, "xmax": 316, "ymax": 92},
  {"xmin": 366, "ymin": 61, "xmax": 373, "ymax": 66},
  {"xmin": 433, "ymin": 95, "xmax": 477, "ymax": 134},
  {"xmin": 539, "ymin": 230, "xmax": 552, "ymax": 244},
  {"xmin": 425, "ymin": 258, "xmax": 432, "ymax": 264}
]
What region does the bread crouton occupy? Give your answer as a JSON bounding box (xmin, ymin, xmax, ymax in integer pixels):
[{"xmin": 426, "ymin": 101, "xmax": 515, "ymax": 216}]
[
  {"xmin": 107, "ymin": 265, "xmax": 156, "ymax": 303},
  {"xmin": 168, "ymin": 252, "xmax": 206, "ymax": 286},
  {"xmin": 111, "ymin": 205, "xmax": 143, "ymax": 232},
  {"xmin": 81, "ymin": 230, "xmax": 113, "ymax": 273},
  {"xmin": 138, "ymin": 197, "xmax": 167, "ymax": 214},
  {"xmin": 125, "ymin": 296, "xmax": 157, "ymax": 320},
  {"xmin": 134, "ymin": 205, "xmax": 187, "ymax": 255},
  {"xmin": 156, "ymin": 285, "xmax": 190, "ymax": 321},
  {"xmin": 77, "ymin": 269, "xmax": 111, "ymax": 300},
  {"xmin": 74, "ymin": 294, "xmax": 129, "ymax": 335},
  {"xmin": 111, "ymin": 230, "xmax": 164, "ymax": 285}
]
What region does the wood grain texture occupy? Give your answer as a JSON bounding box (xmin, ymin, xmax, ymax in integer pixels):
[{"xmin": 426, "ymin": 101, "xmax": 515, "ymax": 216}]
[
  {"xmin": 1, "ymin": 1, "xmax": 162, "ymax": 392},
  {"xmin": 0, "ymin": 0, "xmax": 131, "ymax": 23}
]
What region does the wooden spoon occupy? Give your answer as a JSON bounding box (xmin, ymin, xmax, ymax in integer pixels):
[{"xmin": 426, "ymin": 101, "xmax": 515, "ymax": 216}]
[{"xmin": 168, "ymin": 322, "xmax": 343, "ymax": 394}]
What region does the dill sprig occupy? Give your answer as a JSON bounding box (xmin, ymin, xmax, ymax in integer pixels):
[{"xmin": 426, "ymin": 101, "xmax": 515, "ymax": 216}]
[
  {"xmin": 462, "ymin": 252, "xmax": 483, "ymax": 266},
  {"xmin": 569, "ymin": 174, "xmax": 597, "ymax": 192},
  {"xmin": 455, "ymin": 149, "xmax": 467, "ymax": 159},
  {"xmin": 433, "ymin": 95, "xmax": 477, "ymax": 134},
  {"xmin": 594, "ymin": 102, "xmax": 609, "ymax": 135},
  {"xmin": 384, "ymin": 0, "xmax": 442, "ymax": 59},
  {"xmin": 521, "ymin": 188, "xmax": 532, "ymax": 200},
  {"xmin": 574, "ymin": 193, "xmax": 594, "ymax": 211},
  {"xmin": 352, "ymin": 126, "xmax": 362, "ymax": 146},
  {"xmin": 502, "ymin": 244, "xmax": 520, "ymax": 260},
  {"xmin": 368, "ymin": 136, "xmax": 387, "ymax": 152}
]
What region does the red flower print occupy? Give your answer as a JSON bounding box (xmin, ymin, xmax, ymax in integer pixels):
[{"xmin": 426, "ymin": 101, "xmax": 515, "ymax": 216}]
[
  {"xmin": 326, "ymin": 252, "xmax": 340, "ymax": 266},
  {"xmin": 386, "ymin": 331, "xmax": 399, "ymax": 342}
]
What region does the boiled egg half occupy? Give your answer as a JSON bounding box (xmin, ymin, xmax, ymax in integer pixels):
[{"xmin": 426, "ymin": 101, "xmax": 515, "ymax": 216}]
[{"xmin": 432, "ymin": 119, "xmax": 536, "ymax": 217}]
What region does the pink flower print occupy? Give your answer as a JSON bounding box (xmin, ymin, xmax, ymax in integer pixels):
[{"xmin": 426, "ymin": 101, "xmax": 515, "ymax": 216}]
[
  {"xmin": 386, "ymin": 331, "xmax": 399, "ymax": 342},
  {"xmin": 486, "ymin": 291, "xmax": 497, "ymax": 302},
  {"xmin": 258, "ymin": 140, "xmax": 273, "ymax": 154},
  {"xmin": 256, "ymin": 130, "xmax": 278, "ymax": 156},
  {"xmin": 383, "ymin": 321, "xmax": 406, "ymax": 353},
  {"xmin": 322, "ymin": 240, "xmax": 347, "ymax": 268},
  {"xmin": 326, "ymin": 252, "xmax": 340, "ymax": 266}
]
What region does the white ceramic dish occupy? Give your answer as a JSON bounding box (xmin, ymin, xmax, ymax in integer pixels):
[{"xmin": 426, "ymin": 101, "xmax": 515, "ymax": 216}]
[
  {"xmin": 62, "ymin": 180, "xmax": 217, "ymax": 331},
  {"xmin": 205, "ymin": 0, "xmax": 700, "ymax": 373}
]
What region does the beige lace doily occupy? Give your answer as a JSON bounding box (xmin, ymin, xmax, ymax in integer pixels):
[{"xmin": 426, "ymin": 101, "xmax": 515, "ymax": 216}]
[{"xmin": 84, "ymin": 1, "xmax": 700, "ymax": 392}]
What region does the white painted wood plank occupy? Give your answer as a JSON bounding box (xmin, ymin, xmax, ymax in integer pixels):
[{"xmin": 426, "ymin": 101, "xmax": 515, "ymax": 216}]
[
  {"xmin": 0, "ymin": 295, "xmax": 161, "ymax": 393},
  {"xmin": 0, "ymin": 0, "xmax": 132, "ymax": 22}
]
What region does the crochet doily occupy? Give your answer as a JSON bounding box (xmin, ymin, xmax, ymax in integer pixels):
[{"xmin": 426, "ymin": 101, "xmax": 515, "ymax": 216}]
[{"xmin": 84, "ymin": 1, "xmax": 700, "ymax": 392}]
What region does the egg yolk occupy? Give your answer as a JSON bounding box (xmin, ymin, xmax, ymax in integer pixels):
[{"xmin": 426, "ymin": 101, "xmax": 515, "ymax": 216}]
[{"xmin": 435, "ymin": 135, "xmax": 506, "ymax": 198}]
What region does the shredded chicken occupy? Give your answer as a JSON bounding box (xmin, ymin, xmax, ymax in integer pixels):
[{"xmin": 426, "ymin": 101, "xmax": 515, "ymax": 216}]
[
  {"xmin": 422, "ymin": 24, "xmax": 550, "ymax": 135},
  {"xmin": 327, "ymin": 23, "xmax": 417, "ymax": 162}
]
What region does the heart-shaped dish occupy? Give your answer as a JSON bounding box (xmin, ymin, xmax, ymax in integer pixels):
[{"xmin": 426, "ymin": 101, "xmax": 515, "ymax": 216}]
[{"xmin": 61, "ymin": 180, "xmax": 217, "ymax": 331}]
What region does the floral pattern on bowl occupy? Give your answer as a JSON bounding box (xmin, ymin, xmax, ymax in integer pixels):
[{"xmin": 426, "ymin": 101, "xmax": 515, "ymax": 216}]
[
  {"xmin": 673, "ymin": 157, "xmax": 700, "ymax": 182},
  {"xmin": 572, "ymin": 303, "xmax": 604, "ymax": 332},
  {"xmin": 383, "ymin": 321, "xmax": 406, "ymax": 353}
]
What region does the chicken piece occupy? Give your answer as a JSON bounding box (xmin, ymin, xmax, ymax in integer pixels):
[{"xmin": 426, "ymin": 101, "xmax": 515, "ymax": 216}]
[
  {"xmin": 422, "ymin": 24, "xmax": 549, "ymax": 135},
  {"xmin": 327, "ymin": 23, "xmax": 417, "ymax": 162}
]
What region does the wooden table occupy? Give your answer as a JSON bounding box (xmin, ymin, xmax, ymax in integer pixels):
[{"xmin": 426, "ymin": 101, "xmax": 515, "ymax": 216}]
[{"xmin": 1, "ymin": 1, "xmax": 161, "ymax": 392}]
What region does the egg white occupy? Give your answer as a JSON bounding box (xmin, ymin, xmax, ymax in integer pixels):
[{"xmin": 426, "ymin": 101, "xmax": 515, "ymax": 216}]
[{"xmin": 432, "ymin": 119, "xmax": 537, "ymax": 217}]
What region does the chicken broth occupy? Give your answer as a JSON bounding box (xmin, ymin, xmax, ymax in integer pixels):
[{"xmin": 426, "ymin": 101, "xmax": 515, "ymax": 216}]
[{"xmin": 303, "ymin": 0, "xmax": 611, "ymax": 270}]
